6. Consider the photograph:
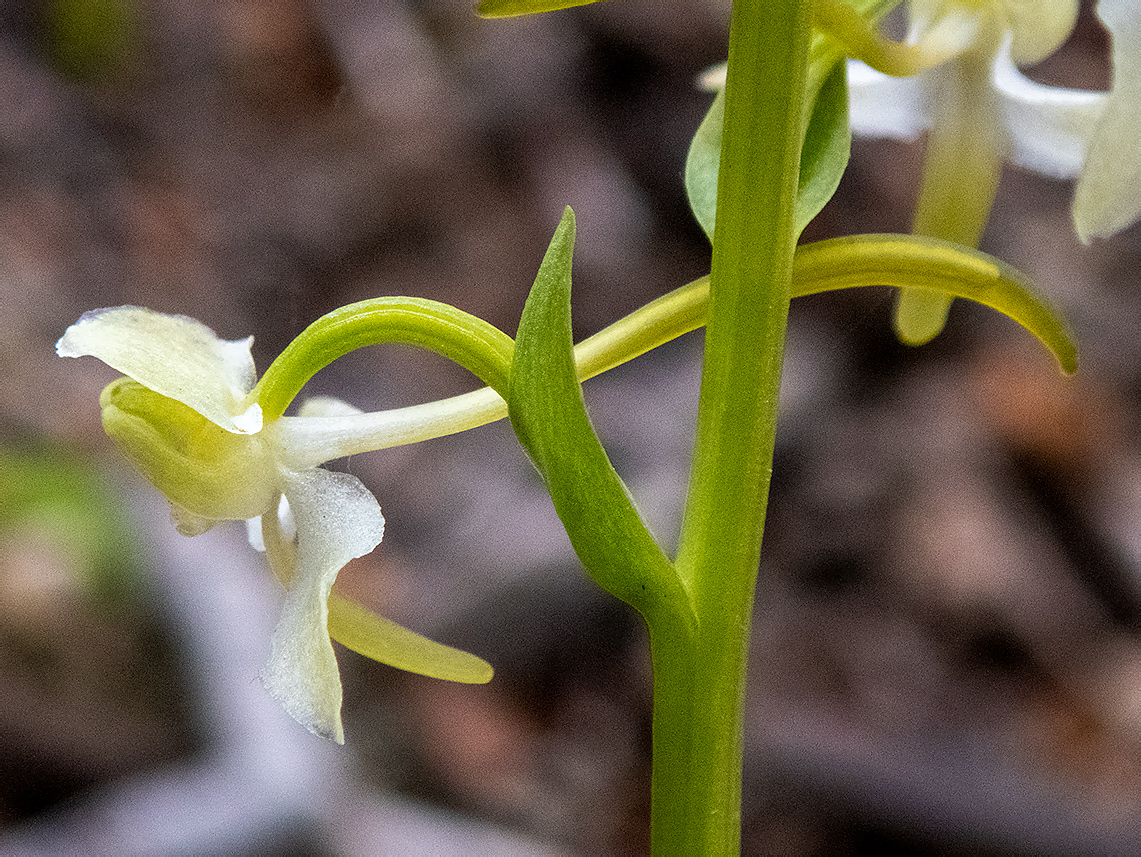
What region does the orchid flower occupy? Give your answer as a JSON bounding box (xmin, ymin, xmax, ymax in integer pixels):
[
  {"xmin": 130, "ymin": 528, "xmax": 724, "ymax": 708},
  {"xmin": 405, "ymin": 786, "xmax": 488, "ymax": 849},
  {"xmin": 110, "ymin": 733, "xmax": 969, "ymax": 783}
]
[
  {"xmin": 54, "ymin": 216, "xmax": 1086, "ymax": 744},
  {"xmin": 57, "ymin": 306, "xmax": 494, "ymax": 743},
  {"xmin": 840, "ymin": 0, "xmax": 1140, "ymax": 342}
]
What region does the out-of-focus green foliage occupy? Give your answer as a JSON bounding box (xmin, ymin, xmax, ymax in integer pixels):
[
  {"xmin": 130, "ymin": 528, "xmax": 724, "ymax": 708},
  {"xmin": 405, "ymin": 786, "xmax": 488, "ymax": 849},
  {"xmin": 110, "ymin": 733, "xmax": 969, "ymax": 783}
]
[
  {"xmin": 0, "ymin": 442, "xmax": 139, "ymax": 604},
  {"xmin": 46, "ymin": 0, "xmax": 139, "ymax": 82}
]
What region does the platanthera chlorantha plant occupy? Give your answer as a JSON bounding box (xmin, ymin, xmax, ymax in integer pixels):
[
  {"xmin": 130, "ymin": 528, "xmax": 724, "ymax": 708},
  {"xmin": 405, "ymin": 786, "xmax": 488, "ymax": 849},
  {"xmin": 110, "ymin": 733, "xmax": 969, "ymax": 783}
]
[{"xmin": 57, "ymin": 0, "xmax": 1136, "ymax": 851}]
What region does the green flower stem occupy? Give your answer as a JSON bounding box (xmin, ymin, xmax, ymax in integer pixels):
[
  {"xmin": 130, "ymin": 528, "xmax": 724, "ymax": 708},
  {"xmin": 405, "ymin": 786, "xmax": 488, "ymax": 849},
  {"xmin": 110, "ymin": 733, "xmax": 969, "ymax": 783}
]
[
  {"xmin": 251, "ymin": 297, "xmax": 516, "ymax": 422},
  {"xmin": 656, "ymin": 0, "xmax": 809, "ymax": 851}
]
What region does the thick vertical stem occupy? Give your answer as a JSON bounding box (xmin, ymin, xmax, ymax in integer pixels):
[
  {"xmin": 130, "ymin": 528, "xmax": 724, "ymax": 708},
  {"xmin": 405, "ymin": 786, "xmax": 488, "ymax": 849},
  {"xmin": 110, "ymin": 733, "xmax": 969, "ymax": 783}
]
[{"xmin": 650, "ymin": 0, "xmax": 810, "ymax": 852}]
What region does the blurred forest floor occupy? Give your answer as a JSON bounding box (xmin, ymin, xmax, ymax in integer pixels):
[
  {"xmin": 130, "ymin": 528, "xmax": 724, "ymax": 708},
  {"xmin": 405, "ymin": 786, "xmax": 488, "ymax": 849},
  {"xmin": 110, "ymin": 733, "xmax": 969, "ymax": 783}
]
[{"xmin": 4, "ymin": 0, "xmax": 1141, "ymax": 854}]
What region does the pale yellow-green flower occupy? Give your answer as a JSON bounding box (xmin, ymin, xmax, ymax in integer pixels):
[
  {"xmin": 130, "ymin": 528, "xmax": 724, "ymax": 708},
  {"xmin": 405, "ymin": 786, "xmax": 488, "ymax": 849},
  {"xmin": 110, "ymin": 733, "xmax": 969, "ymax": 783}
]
[
  {"xmin": 58, "ymin": 307, "xmax": 491, "ymax": 744},
  {"xmin": 1072, "ymin": 0, "xmax": 1141, "ymax": 241},
  {"xmin": 845, "ymin": 0, "xmax": 1140, "ymax": 341}
]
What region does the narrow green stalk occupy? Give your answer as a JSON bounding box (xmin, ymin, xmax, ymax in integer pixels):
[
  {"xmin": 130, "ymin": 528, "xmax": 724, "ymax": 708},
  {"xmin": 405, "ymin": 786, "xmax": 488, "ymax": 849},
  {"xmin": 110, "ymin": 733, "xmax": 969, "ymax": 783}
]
[{"xmin": 653, "ymin": 0, "xmax": 810, "ymax": 852}]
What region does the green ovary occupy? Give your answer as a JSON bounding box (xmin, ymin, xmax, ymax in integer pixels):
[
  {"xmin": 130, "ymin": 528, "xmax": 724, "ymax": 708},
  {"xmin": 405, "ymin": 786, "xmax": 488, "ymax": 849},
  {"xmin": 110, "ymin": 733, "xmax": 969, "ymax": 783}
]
[{"xmin": 100, "ymin": 378, "xmax": 277, "ymax": 521}]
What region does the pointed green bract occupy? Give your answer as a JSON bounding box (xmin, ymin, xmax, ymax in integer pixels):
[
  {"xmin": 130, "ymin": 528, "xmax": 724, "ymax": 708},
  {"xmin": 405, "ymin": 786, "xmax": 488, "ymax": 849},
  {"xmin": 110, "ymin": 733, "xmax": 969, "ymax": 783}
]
[
  {"xmin": 508, "ymin": 208, "xmax": 692, "ymax": 624},
  {"xmin": 477, "ymin": 0, "xmax": 599, "ymax": 18}
]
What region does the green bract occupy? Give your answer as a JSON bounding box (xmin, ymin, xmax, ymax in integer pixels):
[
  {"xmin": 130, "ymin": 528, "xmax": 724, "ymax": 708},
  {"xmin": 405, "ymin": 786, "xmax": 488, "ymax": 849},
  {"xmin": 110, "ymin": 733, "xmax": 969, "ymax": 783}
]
[
  {"xmin": 58, "ymin": 307, "xmax": 492, "ymax": 744},
  {"xmin": 509, "ymin": 208, "xmax": 694, "ymax": 625}
]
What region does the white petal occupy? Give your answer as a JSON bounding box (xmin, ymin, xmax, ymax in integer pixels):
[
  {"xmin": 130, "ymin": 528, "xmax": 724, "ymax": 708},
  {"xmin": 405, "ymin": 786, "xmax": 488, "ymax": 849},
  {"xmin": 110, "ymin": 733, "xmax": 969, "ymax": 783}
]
[
  {"xmin": 56, "ymin": 306, "xmax": 261, "ymax": 434},
  {"xmin": 847, "ymin": 60, "xmax": 933, "ymax": 141},
  {"xmin": 1005, "ymin": 0, "xmax": 1079, "ymax": 65},
  {"xmin": 1073, "ymin": 0, "xmax": 1141, "ymax": 240},
  {"xmin": 261, "ymin": 467, "xmax": 385, "ymax": 743},
  {"xmin": 993, "ymin": 48, "xmax": 1106, "ymax": 179}
]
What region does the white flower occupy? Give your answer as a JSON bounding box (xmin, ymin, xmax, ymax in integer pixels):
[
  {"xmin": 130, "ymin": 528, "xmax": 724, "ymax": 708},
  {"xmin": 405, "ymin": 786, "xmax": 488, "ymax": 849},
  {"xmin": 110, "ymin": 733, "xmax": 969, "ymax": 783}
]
[
  {"xmin": 1073, "ymin": 0, "xmax": 1141, "ymax": 241},
  {"xmin": 849, "ymin": 0, "xmax": 1140, "ymax": 243},
  {"xmin": 848, "ymin": 42, "xmax": 1104, "ymax": 182},
  {"xmin": 58, "ymin": 306, "xmax": 491, "ymax": 744},
  {"xmin": 840, "ymin": 0, "xmax": 1138, "ymax": 344}
]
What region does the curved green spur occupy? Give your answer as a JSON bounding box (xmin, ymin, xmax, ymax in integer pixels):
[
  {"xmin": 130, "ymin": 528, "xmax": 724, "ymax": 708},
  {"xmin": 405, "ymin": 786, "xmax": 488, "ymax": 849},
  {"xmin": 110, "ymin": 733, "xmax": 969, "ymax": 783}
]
[
  {"xmin": 791, "ymin": 234, "xmax": 1077, "ymax": 373},
  {"xmin": 252, "ymin": 296, "xmax": 516, "ymax": 422}
]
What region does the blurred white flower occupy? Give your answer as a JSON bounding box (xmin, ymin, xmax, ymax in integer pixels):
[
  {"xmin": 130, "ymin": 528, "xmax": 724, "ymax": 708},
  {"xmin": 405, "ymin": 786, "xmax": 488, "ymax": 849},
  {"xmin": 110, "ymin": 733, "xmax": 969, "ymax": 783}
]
[{"xmin": 850, "ymin": 0, "xmax": 1139, "ymax": 242}]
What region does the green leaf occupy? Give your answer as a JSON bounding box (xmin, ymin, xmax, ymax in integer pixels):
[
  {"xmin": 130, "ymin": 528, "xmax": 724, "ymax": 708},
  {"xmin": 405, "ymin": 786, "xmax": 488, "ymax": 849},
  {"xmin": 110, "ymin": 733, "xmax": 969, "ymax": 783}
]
[
  {"xmin": 508, "ymin": 208, "xmax": 693, "ymax": 623},
  {"xmin": 685, "ymin": 58, "xmax": 851, "ymax": 242},
  {"xmin": 797, "ymin": 61, "xmax": 850, "ymax": 236},
  {"xmin": 685, "ymin": 0, "xmax": 904, "ymax": 244},
  {"xmin": 477, "ymin": 0, "xmax": 599, "ymax": 17},
  {"xmin": 683, "ymin": 88, "xmax": 724, "ymax": 243}
]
